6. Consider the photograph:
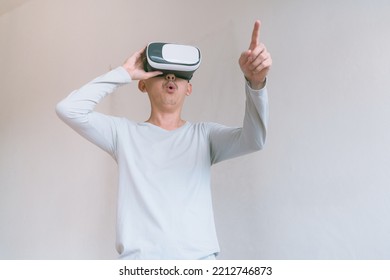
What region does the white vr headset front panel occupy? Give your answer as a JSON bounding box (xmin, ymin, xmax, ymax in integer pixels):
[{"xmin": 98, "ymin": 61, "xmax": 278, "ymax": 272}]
[
  {"xmin": 162, "ymin": 44, "xmax": 200, "ymax": 65},
  {"xmin": 147, "ymin": 43, "xmax": 201, "ymax": 72}
]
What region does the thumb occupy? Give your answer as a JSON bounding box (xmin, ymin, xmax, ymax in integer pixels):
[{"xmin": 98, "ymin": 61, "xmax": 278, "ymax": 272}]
[
  {"xmin": 144, "ymin": 70, "xmax": 163, "ymax": 79},
  {"xmin": 239, "ymin": 49, "xmax": 252, "ymax": 66}
]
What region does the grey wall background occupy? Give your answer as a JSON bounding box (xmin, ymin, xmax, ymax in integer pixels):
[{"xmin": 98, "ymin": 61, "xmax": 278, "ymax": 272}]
[{"xmin": 1, "ymin": 0, "xmax": 389, "ymax": 259}]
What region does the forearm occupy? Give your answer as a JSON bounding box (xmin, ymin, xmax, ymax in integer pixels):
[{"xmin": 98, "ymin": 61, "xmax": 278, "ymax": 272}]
[
  {"xmin": 209, "ymin": 80, "xmax": 269, "ymax": 164},
  {"xmin": 56, "ymin": 67, "xmax": 131, "ymax": 156},
  {"xmin": 242, "ymin": 79, "xmax": 269, "ymax": 150},
  {"xmin": 56, "ymin": 67, "xmax": 131, "ymax": 124}
]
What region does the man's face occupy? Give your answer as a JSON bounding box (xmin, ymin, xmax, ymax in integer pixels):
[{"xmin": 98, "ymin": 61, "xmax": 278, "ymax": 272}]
[{"xmin": 138, "ymin": 73, "xmax": 192, "ymax": 111}]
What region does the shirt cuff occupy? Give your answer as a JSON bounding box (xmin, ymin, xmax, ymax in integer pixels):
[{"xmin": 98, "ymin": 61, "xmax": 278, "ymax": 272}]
[
  {"xmin": 116, "ymin": 66, "xmax": 132, "ymax": 83},
  {"xmin": 245, "ymin": 78, "xmax": 267, "ymax": 95}
]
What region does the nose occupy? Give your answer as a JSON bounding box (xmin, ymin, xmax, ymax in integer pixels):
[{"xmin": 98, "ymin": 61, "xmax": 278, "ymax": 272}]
[{"xmin": 165, "ymin": 74, "xmax": 176, "ymax": 81}]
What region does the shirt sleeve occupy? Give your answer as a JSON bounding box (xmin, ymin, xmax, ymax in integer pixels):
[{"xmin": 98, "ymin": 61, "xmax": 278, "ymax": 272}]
[
  {"xmin": 55, "ymin": 67, "xmax": 131, "ymax": 159},
  {"xmin": 209, "ymin": 80, "xmax": 269, "ymax": 165}
]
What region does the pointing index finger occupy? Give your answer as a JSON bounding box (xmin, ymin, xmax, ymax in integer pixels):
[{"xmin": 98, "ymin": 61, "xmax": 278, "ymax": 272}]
[{"xmin": 249, "ymin": 20, "xmax": 261, "ymax": 50}]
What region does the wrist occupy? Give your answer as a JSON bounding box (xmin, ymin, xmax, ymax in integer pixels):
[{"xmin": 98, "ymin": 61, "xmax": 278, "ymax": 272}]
[
  {"xmin": 122, "ymin": 64, "xmax": 132, "ymax": 76},
  {"xmin": 246, "ymin": 77, "xmax": 266, "ymax": 90}
]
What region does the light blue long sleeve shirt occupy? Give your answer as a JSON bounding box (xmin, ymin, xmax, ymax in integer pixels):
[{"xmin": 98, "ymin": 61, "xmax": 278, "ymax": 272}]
[{"xmin": 56, "ymin": 66, "xmax": 268, "ymax": 259}]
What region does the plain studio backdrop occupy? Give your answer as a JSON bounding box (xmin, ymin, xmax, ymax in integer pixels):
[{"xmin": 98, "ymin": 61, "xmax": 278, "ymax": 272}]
[{"xmin": 1, "ymin": 0, "xmax": 390, "ymax": 259}]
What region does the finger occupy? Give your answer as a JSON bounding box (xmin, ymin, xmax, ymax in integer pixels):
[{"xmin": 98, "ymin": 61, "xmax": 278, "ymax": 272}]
[
  {"xmin": 130, "ymin": 46, "xmax": 146, "ymax": 64},
  {"xmin": 125, "ymin": 47, "xmax": 146, "ymax": 65},
  {"xmin": 239, "ymin": 50, "xmax": 251, "ymax": 66},
  {"xmin": 249, "ymin": 20, "xmax": 261, "ymax": 50},
  {"xmin": 249, "ymin": 49, "xmax": 269, "ymax": 70},
  {"xmin": 144, "ymin": 70, "xmax": 163, "ymax": 79},
  {"xmin": 248, "ymin": 43, "xmax": 266, "ymax": 62},
  {"xmin": 253, "ymin": 57, "xmax": 272, "ymax": 73},
  {"xmin": 136, "ymin": 46, "xmax": 147, "ymax": 55}
]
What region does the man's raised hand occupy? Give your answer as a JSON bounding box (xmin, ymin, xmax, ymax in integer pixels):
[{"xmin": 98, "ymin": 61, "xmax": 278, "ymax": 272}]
[
  {"xmin": 239, "ymin": 20, "xmax": 272, "ymax": 89},
  {"xmin": 123, "ymin": 47, "xmax": 162, "ymax": 81}
]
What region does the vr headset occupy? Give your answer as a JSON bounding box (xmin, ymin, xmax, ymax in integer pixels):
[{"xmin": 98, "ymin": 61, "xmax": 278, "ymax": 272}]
[{"xmin": 144, "ymin": 42, "xmax": 201, "ymax": 80}]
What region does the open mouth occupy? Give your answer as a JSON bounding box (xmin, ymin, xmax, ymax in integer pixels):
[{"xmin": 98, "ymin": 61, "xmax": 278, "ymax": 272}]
[{"xmin": 165, "ymin": 82, "xmax": 177, "ymax": 93}]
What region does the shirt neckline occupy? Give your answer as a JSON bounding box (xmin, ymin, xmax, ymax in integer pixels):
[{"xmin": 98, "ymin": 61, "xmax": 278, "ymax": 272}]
[{"xmin": 139, "ymin": 121, "xmax": 191, "ymax": 133}]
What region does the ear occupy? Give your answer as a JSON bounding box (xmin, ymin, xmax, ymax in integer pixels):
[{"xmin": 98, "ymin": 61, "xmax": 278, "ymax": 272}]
[
  {"xmin": 185, "ymin": 82, "xmax": 193, "ymax": 96},
  {"xmin": 138, "ymin": 80, "xmax": 147, "ymax": 93}
]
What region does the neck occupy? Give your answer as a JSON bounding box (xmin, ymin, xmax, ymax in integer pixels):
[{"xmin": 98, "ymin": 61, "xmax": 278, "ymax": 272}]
[{"xmin": 146, "ymin": 111, "xmax": 186, "ymax": 131}]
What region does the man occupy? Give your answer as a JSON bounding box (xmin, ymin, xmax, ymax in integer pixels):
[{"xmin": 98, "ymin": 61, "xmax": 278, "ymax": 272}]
[{"xmin": 56, "ymin": 20, "xmax": 272, "ymax": 259}]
